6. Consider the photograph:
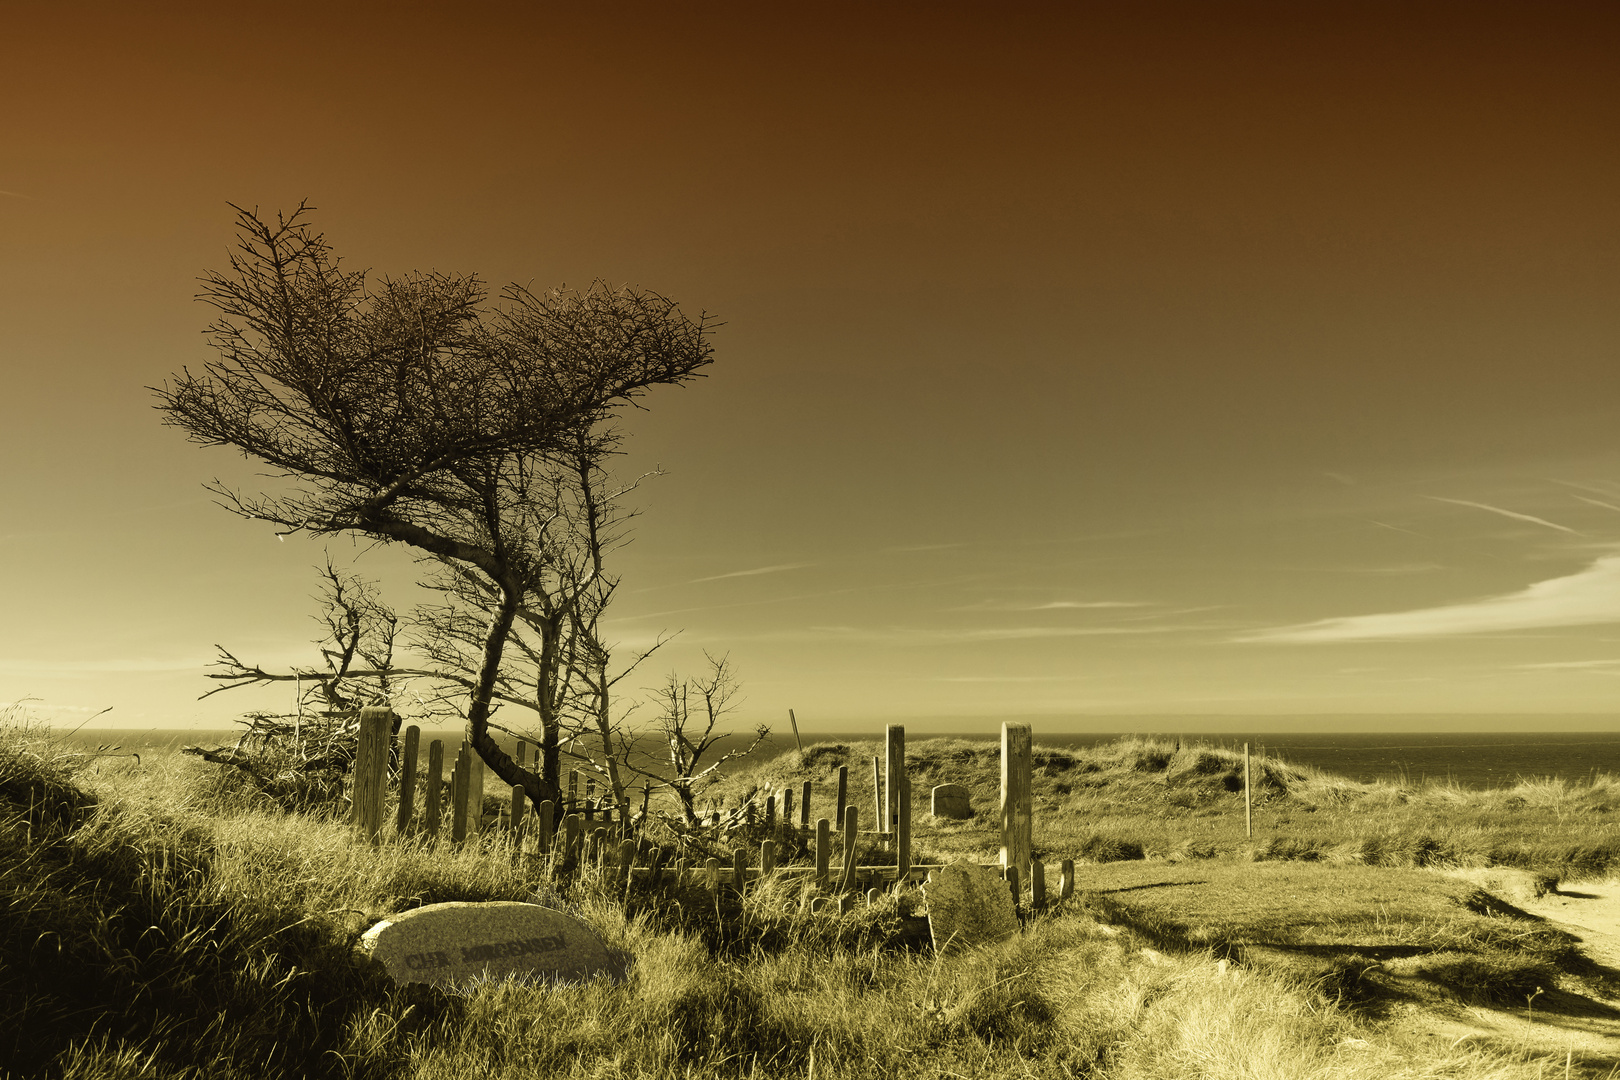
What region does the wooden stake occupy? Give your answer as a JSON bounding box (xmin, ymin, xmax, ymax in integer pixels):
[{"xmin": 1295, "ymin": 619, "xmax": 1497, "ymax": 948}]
[
  {"xmin": 1000, "ymin": 723, "xmax": 1033, "ymax": 883},
  {"xmin": 1245, "ymin": 742, "xmax": 1253, "ymax": 839},
  {"xmin": 1031, "ymin": 859, "xmax": 1046, "ymax": 912},
  {"xmin": 885, "ymin": 724, "xmax": 905, "ymax": 842},
  {"xmin": 395, "ymin": 724, "xmax": 420, "ymax": 836},
  {"xmin": 815, "ymin": 818, "xmax": 831, "ymax": 888},
  {"xmin": 424, "ymin": 739, "xmax": 444, "ymax": 839},
  {"xmin": 351, "ymin": 707, "xmax": 392, "ymax": 842},
  {"xmin": 509, "ymin": 783, "xmax": 527, "ymax": 842},
  {"xmin": 760, "ymin": 838, "xmax": 776, "ymax": 876},
  {"xmin": 1060, "ymin": 858, "xmax": 1075, "ymax": 900},
  {"xmin": 788, "ymin": 708, "xmax": 803, "ymax": 753},
  {"xmin": 871, "ymin": 756, "xmax": 883, "ymax": 838},
  {"xmin": 839, "ymin": 805, "xmax": 859, "ymax": 892},
  {"xmin": 835, "ymin": 766, "xmax": 848, "ymax": 830},
  {"xmin": 450, "ymin": 743, "xmax": 471, "ymax": 844},
  {"xmin": 896, "ymin": 774, "xmax": 911, "ymax": 884},
  {"xmin": 800, "ymin": 780, "xmax": 812, "ymax": 827},
  {"xmin": 536, "ymin": 800, "xmax": 554, "ymax": 855}
]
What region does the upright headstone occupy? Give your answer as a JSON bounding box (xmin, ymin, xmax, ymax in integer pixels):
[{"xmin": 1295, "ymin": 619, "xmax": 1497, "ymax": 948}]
[
  {"xmin": 360, "ymin": 901, "xmax": 622, "ymax": 990},
  {"xmin": 922, "ymin": 862, "xmax": 1017, "ymax": 952},
  {"xmin": 931, "ymin": 783, "xmax": 973, "ymax": 819}
]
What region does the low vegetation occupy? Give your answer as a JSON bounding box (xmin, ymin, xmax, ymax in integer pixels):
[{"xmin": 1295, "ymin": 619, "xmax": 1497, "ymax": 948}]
[{"xmin": 4, "ymin": 716, "xmax": 1617, "ymax": 1079}]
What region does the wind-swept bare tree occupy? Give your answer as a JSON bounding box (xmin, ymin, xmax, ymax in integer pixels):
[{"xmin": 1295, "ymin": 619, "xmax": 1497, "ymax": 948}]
[{"xmin": 156, "ymin": 203, "xmax": 715, "ymax": 809}]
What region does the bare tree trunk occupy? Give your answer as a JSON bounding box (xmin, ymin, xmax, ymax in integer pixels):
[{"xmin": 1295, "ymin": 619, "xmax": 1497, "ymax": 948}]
[{"xmin": 466, "ymin": 582, "xmax": 561, "ymax": 808}]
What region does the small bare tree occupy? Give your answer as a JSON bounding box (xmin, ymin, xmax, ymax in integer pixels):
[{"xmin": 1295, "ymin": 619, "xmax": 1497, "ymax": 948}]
[
  {"xmin": 156, "ymin": 203, "xmax": 715, "ymax": 810},
  {"xmin": 624, "ymin": 652, "xmax": 769, "ymax": 826}
]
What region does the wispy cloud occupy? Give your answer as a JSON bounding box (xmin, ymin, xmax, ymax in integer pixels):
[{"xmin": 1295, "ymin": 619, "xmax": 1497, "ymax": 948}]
[
  {"xmin": 947, "ymin": 599, "xmax": 1150, "ymax": 612},
  {"xmin": 688, "ymin": 562, "xmax": 813, "ymax": 584},
  {"xmin": 0, "ymin": 190, "xmax": 32, "ymax": 199},
  {"xmin": 1513, "ymin": 659, "xmax": 1620, "ymax": 671},
  {"xmin": 1427, "ymin": 497, "xmax": 1580, "ymax": 535},
  {"xmin": 1574, "ymin": 495, "xmax": 1620, "ymax": 514},
  {"xmin": 1236, "ymin": 552, "xmax": 1620, "ymax": 643}
]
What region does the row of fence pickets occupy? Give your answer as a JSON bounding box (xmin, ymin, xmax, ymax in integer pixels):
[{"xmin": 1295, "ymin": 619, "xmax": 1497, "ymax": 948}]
[{"xmin": 348, "ymin": 708, "xmax": 1048, "ymax": 896}]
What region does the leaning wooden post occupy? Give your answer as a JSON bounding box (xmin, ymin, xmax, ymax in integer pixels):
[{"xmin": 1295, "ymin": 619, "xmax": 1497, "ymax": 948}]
[
  {"xmin": 788, "ymin": 707, "xmax": 804, "ymax": 753},
  {"xmin": 423, "ymin": 739, "xmax": 444, "ymax": 840},
  {"xmin": 1244, "ymin": 742, "xmax": 1253, "ymax": 839},
  {"xmin": 814, "ymin": 818, "xmax": 831, "ymax": 888},
  {"xmin": 835, "ymin": 766, "xmax": 848, "ymax": 830},
  {"xmin": 394, "ymin": 724, "xmax": 420, "ymax": 837},
  {"xmin": 839, "ymin": 805, "xmax": 859, "ymax": 892},
  {"xmin": 1000, "ymin": 722, "xmax": 1033, "ymax": 884},
  {"xmin": 351, "ymin": 706, "xmax": 392, "ymax": 842},
  {"xmin": 896, "ymin": 774, "xmax": 911, "ymax": 886}
]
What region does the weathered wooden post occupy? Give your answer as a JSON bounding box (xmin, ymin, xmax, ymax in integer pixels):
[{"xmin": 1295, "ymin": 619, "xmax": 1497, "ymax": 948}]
[
  {"xmin": 617, "ymin": 839, "xmax": 636, "ymax": 886},
  {"xmin": 815, "ymin": 818, "xmax": 831, "ymax": 888},
  {"xmin": 536, "ymin": 800, "xmax": 554, "ymax": 855},
  {"xmin": 1031, "ymin": 860, "xmax": 1046, "ymax": 912},
  {"xmin": 782, "ymin": 787, "xmax": 793, "ymax": 827},
  {"xmin": 885, "ymin": 724, "xmax": 905, "ymax": 844},
  {"xmin": 1244, "ymin": 742, "xmax": 1253, "ymax": 839},
  {"xmin": 395, "ymin": 724, "xmax": 420, "ymax": 837},
  {"xmin": 839, "ymin": 805, "xmax": 859, "ymax": 892},
  {"xmin": 509, "ymin": 784, "xmax": 527, "ymax": 846},
  {"xmin": 732, "ymin": 847, "xmax": 748, "ymax": 893},
  {"xmin": 788, "ymin": 707, "xmax": 804, "ymax": 753},
  {"xmin": 800, "ymin": 780, "xmax": 812, "ymax": 827},
  {"xmin": 835, "ymin": 765, "xmax": 848, "ymax": 829},
  {"xmin": 516, "ymin": 740, "xmax": 527, "ymax": 768},
  {"xmin": 351, "ymin": 706, "xmax": 392, "ymax": 842},
  {"xmin": 896, "ymin": 774, "xmax": 911, "ymax": 886},
  {"xmin": 450, "ymin": 744, "xmax": 472, "ymax": 844},
  {"xmin": 871, "ymin": 756, "xmax": 883, "ymax": 843},
  {"xmin": 468, "ymin": 748, "xmax": 485, "ymax": 837},
  {"xmin": 1060, "ymin": 858, "xmax": 1075, "ymax": 900},
  {"xmin": 765, "ymin": 795, "xmax": 776, "ymax": 829},
  {"xmin": 568, "ymin": 769, "xmax": 579, "ymax": 815},
  {"xmin": 705, "ymin": 857, "xmax": 721, "ymax": 894},
  {"xmin": 424, "ymin": 739, "xmax": 444, "ymax": 840},
  {"xmin": 1000, "ymin": 722, "xmax": 1033, "ymax": 884},
  {"xmin": 760, "ymin": 838, "xmax": 776, "ymax": 876},
  {"xmin": 1004, "ymin": 864, "xmax": 1021, "ymax": 913}
]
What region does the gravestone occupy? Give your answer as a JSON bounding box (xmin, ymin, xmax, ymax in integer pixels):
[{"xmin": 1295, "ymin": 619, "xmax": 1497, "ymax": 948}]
[
  {"xmin": 921, "ymin": 862, "xmax": 1017, "ymax": 952},
  {"xmin": 930, "ymin": 783, "xmax": 973, "ymax": 819},
  {"xmin": 359, "ymin": 901, "xmax": 622, "ymax": 990}
]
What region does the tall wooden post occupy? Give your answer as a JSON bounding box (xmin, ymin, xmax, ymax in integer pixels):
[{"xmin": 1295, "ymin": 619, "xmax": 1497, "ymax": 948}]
[
  {"xmin": 871, "ymin": 756, "xmax": 883, "ymax": 841},
  {"xmin": 782, "ymin": 787, "xmax": 794, "ymax": 827},
  {"xmin": 424, "ymin": 739, "xmax": 444, "ymax": 839},
  {"xmin": 536, "ymin": 800, "xmax": 554, "ymax": 855},
  {"xmin": 896, "ymin": 774, "xmax": 911, "ymax": 885},
  {"xmin": 468, "ymin": 748, "xmax": 485, "ymax": 836},
  {"xmin": 835, "ymin": 766, "xmax": 848, "ymax": 830},
  {"xmin": 509, "ymin": 784, "xmax": 527, "ymax": 841},
  {"xmin": 1000, "ymin": 722, "xmax": 1033, "ymax": 883},
  {"xmin": 1244, "ymin": 742, "xmax": 1253, "ymax": 839},
  {"xmin": 788, "ymin": 707, "xmax": 803, "ymax": 753},
  {"xmin": 839, "ymin": 805, "xmax": 859, "ymax": 892},
  {"xmin": 451, "ymin": 743, "xmax": 471, "ymax": 844},
  {"xmin": 395, "ymin": 724, "xmax": 420, "ymax": 836},
  {"xmin": 351, "ymin": 707, "xmax": 392, "ymax": 842},
  {"xmin": 800, "ymin": 780, "xmax": 812, "ymax": 827},
  {"xmin": 814, "ymin": 818, "xmax": 831, "ymax": 888},
  {"xmin": 885, "ymin": 724, "xmax": 905, "ymax": 842}
]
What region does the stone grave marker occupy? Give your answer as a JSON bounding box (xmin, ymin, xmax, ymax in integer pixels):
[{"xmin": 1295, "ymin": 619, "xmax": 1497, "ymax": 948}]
[
  {"xmin": 930, "ymin": 783, "xmax": 973, "ymax": 819},
  {"xmin": 359, "ymin": 901, "xmax": 623, "ymax": 990},
  {"xmin": 921, "ymin": 862, "xmax": 1017, "ymax": 952}
]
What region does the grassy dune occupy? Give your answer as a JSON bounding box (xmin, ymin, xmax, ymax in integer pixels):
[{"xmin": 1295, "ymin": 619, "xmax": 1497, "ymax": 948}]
[{"xmin": 3, "ymin": 720, "xmax": 1617, "ymax": 1078}]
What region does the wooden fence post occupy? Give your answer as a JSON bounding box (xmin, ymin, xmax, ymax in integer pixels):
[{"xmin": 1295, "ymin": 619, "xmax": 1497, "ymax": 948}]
[
  {"xmin": 451, "ymin": 744, "xmax": 471, "ymax": 844},
  {"xmin": 885, "ymin": 724, "xmax": 905, "ymax": 843},
  {"xmin": 424, "ymin": 739, "xmax": 444, "ymax": 839},
  {"xmin": 1000, "ymin": 722, "xmax": 1033, "ymax": 884},
  {"xmin": 1031, "ymin": 860, "xmax": 1046, "ymax": 912},
  {"xmin": 351, "ymin": 707, "xmax": 392, "ymax": 842},
  {"xmin": 1244, "ymin": 742, "xmax": 1253, "ymax": 839},
  {"xmin": 765, "ymin": 795, "xmax": 776, "ymax": 829},
  {"xmin": 509, "ymin": 784, "xmax": 527, "ymax": 845},
  {"xmin": 568, "ymin": 769, "xmax": 579, "ymax": 816},
  {"xmin": 705, "ymin": 857, "xmax": 721, "ymax": 894},
  {"xmin": 1004, "ymin": 864, "xmax": 1021, "ymax": 912},
  {"xmin": 468, "ymin": 750, "xmax": 484, "ymax": 836},
  {"xmin": 1060, "ymin": 858, "xmax": 1075, "ymax": 900},
  {"xmin": 896, "ymin": 774, "xmax": 911, "ymax": 886},
  {"xmin": 871, "ymin": 756, "xmax": 883, "ymax": 841},
  {"xmin": 732, "ymin": 847, "xmax": 748, "ymax": 893},
  {"xmin": 835, "ymin": 766, "xmax": 848, "ymax": 830},
  {"xmin": 536, "ymin": 800, "xmax": 554, "ymax": 855},
  {"xmin": 839, "ymin": 805, "xmax": 859, "ymax": 892},
  {"xmin": 801, "ymin": 780, "xmax": 812, "ymax": 827},
  {"xmin": 395, "ymin": 724, "xmax": 420, "ymax": 836},
  {"xmin": 782, "ymin": 787, "xmax": 793, "ymax": 827},
  {"xmin": 760, "ymin": 838, "xmax": 776, "ymax": 876},
  {"xmin": 815, "ymin": 818, "xmax": 831, "ymax": 888}
]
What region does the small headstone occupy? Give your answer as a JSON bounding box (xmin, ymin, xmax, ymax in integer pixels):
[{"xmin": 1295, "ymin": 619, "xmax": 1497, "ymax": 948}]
[
  {"xmin": 359, "ymin": 901, "xmax": 622, "ymax": 990},
  {"xmin": 930, "ymin": 783, "xmax": 973, "ymax": 819},
  {"xmin": 922, "ymin": 862, "xmax": 1017, "ymax": 952}
]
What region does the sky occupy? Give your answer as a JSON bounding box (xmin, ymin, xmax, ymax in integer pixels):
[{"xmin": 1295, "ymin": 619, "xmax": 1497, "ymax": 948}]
[{"xmin": 5, "ymin": 1, "xmax": 1620, "ymax": 733}]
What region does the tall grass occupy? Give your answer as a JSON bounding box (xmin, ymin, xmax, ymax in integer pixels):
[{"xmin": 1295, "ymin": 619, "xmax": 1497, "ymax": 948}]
[{"xmin": 0, "ymin": 717, "xmax": 1602, "ymax": 1078}]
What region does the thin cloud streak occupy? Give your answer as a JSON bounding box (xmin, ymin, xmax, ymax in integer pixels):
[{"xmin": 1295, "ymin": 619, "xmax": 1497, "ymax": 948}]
[
  {"xmin": 1237, "ymin": 552, "xmax": 1620, "ymax": 643},
  {"xmin": 688, "ymin": 562, "xmax": 814, "ymax": 583},
  {"xmin": 0, "ymin": 657, "xmax": 209, "ymax": 674},
  {"xmin": 1574, "ymin": 495, "xmax": 1620, "ymax": 514},
  {"xmin": 1427, "ymin": 497, "xmax": 1580, "ymax": 535}
]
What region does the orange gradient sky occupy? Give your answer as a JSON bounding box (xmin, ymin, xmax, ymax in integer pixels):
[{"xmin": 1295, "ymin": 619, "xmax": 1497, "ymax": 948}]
[{"xmin": 6, "ymin": 2, "xmax": 1620, "ymax": 731}]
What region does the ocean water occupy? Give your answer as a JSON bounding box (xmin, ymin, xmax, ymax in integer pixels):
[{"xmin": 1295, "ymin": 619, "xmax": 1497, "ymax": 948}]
[{"xmin": 36, "ymin": 725, "xmax": 1620, "ymax": 790}]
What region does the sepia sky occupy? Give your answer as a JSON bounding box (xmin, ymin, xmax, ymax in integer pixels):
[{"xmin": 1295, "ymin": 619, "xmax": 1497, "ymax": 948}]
[{"xmin": 6, "ymin": 2, "xmax": 1620, "ymax": 731}]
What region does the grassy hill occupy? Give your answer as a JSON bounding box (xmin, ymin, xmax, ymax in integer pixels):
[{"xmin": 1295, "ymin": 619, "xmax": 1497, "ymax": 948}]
[{"xmin": 4, "ymin": 719, "xmax": 1618, "ymax": 1078}]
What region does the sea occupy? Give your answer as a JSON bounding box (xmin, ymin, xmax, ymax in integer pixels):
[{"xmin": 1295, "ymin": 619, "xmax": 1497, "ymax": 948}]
[{"xmin": 32, "ymin": 724, "xmax": 1620, "ymax": 790}]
